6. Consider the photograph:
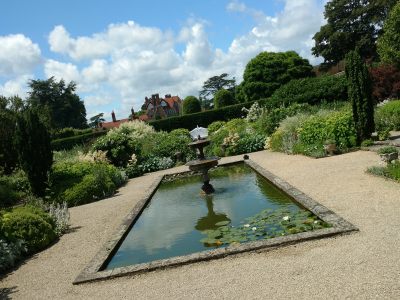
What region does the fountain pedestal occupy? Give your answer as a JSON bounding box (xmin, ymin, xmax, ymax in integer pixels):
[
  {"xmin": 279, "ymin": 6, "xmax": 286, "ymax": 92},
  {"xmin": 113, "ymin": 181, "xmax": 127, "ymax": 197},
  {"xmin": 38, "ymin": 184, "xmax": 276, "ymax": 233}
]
[{"xmin": 186, "ymin": 138, "xmax": 219, "ymax": 194}]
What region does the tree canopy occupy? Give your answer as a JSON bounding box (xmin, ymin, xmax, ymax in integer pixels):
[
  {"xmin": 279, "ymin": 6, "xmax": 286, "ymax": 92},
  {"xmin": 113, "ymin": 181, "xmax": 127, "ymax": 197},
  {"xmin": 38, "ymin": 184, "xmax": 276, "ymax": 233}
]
[
  {"xmin": 28, "ymin": 77, "xmax": 87, "ymax": 130},
  {"xmin": 89, "ymin": 113, "xmax": 105, "ymax": 128},
  {"xmin": 183, "ymin": 96, "xmax": 201, "ymax": 114},
  {"xmin": 377, "ymin": 1, "xmax": 400, "ymax": 67},
  {"xmin": 313, "ymin": 0, "xmax": 397, "ymax": 68},
  {"xmin": 214, "ymin": 89, "xmax": 235, "ymax": 109},
  {"xmin": 241, "ymin": 51, "xmax": 314, "ymax": 101}
]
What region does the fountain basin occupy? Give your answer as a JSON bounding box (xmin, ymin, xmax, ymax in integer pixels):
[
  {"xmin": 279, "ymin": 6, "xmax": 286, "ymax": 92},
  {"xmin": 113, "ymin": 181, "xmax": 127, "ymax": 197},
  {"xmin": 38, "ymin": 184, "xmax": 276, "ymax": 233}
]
[{"xmin": 185, "ymin": 157, "xmax": 219, "ymax": 172}]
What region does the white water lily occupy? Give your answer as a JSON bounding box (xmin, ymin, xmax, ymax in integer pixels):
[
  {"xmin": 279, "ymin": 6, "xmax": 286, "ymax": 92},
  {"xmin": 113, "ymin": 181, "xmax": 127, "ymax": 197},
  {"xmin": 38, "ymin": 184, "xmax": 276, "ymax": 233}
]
[
  {"xmin": 243, "ymin": 224, "xmax": 250, "ymax": 228},
  {"xmin": 251, "ymin": 227, "xmax": 257, "ymax": 231},
  {"xmin": 282, "ymin": 216, "xmax": 290, "ymax": 221}
]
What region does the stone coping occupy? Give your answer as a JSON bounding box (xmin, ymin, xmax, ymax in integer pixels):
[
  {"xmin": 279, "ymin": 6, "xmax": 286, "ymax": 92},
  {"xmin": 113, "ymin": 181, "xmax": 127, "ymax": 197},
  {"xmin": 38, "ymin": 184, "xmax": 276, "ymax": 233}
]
[{"xmin": 74, "ymin": 157, "xmax": 358, "ymax": 284}]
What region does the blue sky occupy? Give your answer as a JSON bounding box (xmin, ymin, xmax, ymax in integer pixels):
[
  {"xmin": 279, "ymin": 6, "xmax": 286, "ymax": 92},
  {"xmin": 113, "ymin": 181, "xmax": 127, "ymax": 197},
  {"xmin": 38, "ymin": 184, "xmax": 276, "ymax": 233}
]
[{"xmin": 0, "ymin": 0, "xmax": 326, "ymax": 120}]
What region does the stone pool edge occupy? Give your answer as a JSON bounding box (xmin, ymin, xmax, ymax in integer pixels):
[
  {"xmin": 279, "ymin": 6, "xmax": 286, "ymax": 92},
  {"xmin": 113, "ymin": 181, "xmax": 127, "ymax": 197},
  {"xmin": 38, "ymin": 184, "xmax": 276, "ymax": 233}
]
[{"xmin": 73, "ymin": 157, "xmax": 358, "ymax": 284}]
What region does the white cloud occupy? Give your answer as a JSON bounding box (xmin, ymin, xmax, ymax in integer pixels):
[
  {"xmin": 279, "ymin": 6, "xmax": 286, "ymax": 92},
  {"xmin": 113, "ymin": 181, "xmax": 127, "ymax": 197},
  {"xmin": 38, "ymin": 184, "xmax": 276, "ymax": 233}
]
[
  {"xmin": 227, "ymin": 0, "xmax": 325, "ymax": 65},
  {"xmin": 0, "ymin": 74, "xmax": 31, "ymax": 98},
  {"xmin": 39, "ymin": 1, "xmax": 325, "ymax": 113},
  {"xmin": 44, "ymin": 59, "xmax": 81, "ymax": 83},
  {"xmin": 0, "ymin": 34, "xmax": 41, "ymax": 77}
]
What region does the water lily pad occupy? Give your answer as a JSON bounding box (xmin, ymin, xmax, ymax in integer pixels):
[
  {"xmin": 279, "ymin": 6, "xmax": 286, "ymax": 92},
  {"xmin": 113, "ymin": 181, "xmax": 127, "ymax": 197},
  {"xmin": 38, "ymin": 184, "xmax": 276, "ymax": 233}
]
[{"xmin": 215, "ymin": 220, "xmax": 230, "ymax": 226}]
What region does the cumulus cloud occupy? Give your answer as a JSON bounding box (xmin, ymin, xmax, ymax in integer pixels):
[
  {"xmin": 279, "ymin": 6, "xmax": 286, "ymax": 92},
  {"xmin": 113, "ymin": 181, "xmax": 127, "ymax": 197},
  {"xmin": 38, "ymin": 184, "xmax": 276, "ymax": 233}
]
[
  {"xmin": 0, "ymin": 74, "xmax": 31, "ymax": 98},
  {"xmin": 44, "ymin": 59, "xmax": 81, "ymax": 83},
  {"xmin": 227, "ymin": 0, "xmax": 325, "ymax": 64},
  {"xmin": 0, "ymin": 34, "xmax": 41, "ymax": 77},
  {"xmin": 40, "ymin": 1, "xmax": 325, "ymax": 115}
]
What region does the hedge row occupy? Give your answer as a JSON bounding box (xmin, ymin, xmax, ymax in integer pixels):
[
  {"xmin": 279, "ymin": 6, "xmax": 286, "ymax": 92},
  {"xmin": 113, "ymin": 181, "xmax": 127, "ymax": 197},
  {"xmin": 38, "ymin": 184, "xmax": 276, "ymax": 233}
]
[
  {"xmin": 149, "ymin": 100, "xmax": 264, "ymax": 131},
  {"xmin": 51, "ymin": 130, "xmax": 107, "ymax": 151}
]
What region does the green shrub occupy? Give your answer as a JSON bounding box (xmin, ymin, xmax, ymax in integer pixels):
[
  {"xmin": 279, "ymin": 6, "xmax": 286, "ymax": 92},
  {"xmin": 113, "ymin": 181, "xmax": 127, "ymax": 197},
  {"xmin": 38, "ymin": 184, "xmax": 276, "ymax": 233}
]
[
  {"xmin": 234, "ymin": 134, "xmax": 266, "ymax": 154},
  {"xmin": 269, "ymin": 75, "xmax": 348, "ymax": 107},
  {"xmin": 138, "ymin": 156, "xmax": 175, "ymax": 173},
  {"xmin": 368, "ymin": 161, "xmax": 400, "ymax": 181},
  {"xmin": 0, "ymin": 170, "xmax": 31, "ymax": 208},
  {"xmin": 299, "ymin": 110, "xmax": 357, "ymax": 151},
  {"xmin": 214, "ymin": 89, "xmax": 235, "ymax": 109},
  {"xmin": 252, "ymin": 103, "xmax": 312, "ymax": 135},
  {"xmin": 375, "ymin": 100, "xmax": 400, "ymax": 137},
  {"xmin": 140, "ymin": 130, "xmax": 193, "ymax": 163},
  {"xmin": 149, "ymin": 100, "xmax": 261, "ymax": 132},
  {"xmin": 50, "ymin": 161, "xmax": 125, "ymax": 206},
  {"xmin": 361, "ymin": 139, "xmax": 374, "ymax": 147},
  {"xmin": 1, "ymin": 206, "xmax": 56, "ymax": 253},
  {"xmin": 207, "ymin": 121, "xmax": 226, "ymax": 134},
  {"xmin": 183, "ymin": 96, "xmax": 201, "ymax": 114},
  {"xmin": 0, "ymin": 238, "xmax": 26, "ymax": 273},
  {"xmin": 51, "ymin": 130, "xmax": 106, "ymax": 151},
  {"xmin": 377, "ymin": 146, "xmax": 399, "ymax": 155}
]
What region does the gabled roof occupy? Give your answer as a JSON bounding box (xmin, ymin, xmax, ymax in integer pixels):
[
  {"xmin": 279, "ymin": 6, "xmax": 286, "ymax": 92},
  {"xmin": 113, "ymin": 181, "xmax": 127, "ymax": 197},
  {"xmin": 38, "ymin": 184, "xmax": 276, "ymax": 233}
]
[{"xmin": 100, "ymin": 118, "xmax": 130, "ymax": 129}]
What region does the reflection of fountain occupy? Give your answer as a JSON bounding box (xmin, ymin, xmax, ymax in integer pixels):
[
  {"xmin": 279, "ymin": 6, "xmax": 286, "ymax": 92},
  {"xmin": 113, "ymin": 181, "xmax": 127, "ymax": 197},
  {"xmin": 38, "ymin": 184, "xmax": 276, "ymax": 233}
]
[
  {"xmin": 186, "ymin": 130, "xmax": 219, "ymax": 194},
  {"xmin": 195, "ymin": 196, "xmax": 230, "ymax": 231}
]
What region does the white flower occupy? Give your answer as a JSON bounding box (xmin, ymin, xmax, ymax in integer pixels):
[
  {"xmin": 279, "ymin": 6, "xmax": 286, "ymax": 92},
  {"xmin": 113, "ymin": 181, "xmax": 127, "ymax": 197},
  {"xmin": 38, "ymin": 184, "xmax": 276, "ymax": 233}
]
[
  {"xmin": 282, "ymin": 216, "xmax": 290, "ymax": 221},
  {"xmin": 314, "ymin": 220, "xmax": 319, "ymax": 224},
  {"xmin": 243, "ymin": 224, "xmax": 250, "ymax": 228},
  {"xmin": 251, "ymin": 227, "xmax": 257, "ymax": 231}
]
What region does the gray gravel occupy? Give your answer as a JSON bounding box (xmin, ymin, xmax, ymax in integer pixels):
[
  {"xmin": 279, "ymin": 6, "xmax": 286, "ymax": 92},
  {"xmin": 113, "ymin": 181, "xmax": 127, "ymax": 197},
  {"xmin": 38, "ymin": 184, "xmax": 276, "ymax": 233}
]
[{"xmin": 1, "ymin": 150, "xmax": 400, "ymax": 299}]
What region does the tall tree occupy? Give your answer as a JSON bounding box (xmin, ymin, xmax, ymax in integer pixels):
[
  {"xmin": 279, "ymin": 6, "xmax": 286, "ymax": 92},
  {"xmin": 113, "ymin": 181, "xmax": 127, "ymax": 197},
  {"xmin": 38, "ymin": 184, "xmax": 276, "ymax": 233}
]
[
  {"xmin": 89, "ymin": 113, "xmax": 105, "ymax": 128},
  {"xmin": 28, "ymin": 77, "xmax": 87, "ymax": 130},
  {"xmin": 345, "ymin": 50, "xmax": 375, "ymax": 145},
  {"xmin": 214, "ymin": 89, "xmax": 235, "ymax": 109},
  {"xmin": 16, "ymin": 109, "xmax": 53, "ymax": 196},
  {"xmin": 241, "ymin": 51, "xmax": 314, "ymax": 102},
  {"xmin": 183, "ymin": 96, "xmax": 201, "ymax": 114},
  {"xmin": 313, "ymin": 0, "xmax": 397, "ymax": 68},
  {"xmin": 0, "ymin": 96, "xmax": 24, "ymax": 174},
  {"xmin": 377, "ymin": 1, "xmax": 400, "ymax": 67},
  {"xmin": 199, "ymin": 73, "xmax": 236, "ymax": 108}
]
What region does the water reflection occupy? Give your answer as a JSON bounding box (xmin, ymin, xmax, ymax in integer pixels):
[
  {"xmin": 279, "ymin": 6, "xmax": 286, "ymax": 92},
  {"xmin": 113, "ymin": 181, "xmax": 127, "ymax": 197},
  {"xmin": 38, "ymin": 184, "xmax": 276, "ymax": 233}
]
[{"xmin": 195, "ymin": 195, "xmax": 231, "ymax": 231}]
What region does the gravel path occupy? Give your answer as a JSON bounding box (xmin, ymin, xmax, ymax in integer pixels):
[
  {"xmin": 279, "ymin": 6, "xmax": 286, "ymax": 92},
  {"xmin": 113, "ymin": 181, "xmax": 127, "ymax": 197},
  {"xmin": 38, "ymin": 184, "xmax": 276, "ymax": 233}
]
[{"xmin": 1, "ymin": 150, "xmax": 400, "ymax": 299}]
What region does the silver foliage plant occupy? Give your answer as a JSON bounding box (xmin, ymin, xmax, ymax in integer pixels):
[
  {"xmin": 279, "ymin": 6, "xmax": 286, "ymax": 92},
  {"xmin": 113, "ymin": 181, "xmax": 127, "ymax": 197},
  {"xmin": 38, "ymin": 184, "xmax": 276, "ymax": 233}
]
[{"xmin": 49, "ymin": 202, "xmax": 70, "ymax": 236}]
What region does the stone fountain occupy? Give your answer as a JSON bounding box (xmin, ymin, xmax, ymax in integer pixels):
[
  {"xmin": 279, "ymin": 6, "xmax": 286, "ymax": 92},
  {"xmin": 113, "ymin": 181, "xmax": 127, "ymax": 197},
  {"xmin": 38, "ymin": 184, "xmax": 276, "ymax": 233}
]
[{"xmin": 186, "ymin": 126, "xmax": 219, "ymax": 194}]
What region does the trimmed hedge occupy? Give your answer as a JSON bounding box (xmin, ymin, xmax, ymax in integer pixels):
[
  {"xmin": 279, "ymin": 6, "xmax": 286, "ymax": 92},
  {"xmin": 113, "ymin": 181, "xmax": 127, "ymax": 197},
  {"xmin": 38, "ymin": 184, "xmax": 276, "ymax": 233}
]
[
  {"xmin": 268, "ymin": 75, "xmax": 348, "ymax": 107},
  {"xmin": 149, "ymin": 100, "xmax": 262, "ymax": 131},
  {"xmin": 51, "ymin": 130, "xmax": 107, "ymax": 151}
]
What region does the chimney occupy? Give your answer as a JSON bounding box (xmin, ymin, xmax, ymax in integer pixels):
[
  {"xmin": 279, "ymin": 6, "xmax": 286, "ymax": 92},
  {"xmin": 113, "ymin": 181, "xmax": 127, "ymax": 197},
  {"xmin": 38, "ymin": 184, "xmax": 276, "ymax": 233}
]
[
  {"xmin": 165, "ymin": 94, "xmax": 171, "ymax": 98},
  {"xmin": 111, "ymin": 110, "xmax": 117, "ymax": 122}
]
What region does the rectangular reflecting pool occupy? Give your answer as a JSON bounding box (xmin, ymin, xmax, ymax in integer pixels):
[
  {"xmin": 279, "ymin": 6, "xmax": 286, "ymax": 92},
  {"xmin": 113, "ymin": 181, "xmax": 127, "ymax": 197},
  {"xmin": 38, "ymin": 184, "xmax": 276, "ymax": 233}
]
[{"xmin": 105, "ymin": 163, "xmax": 329, "ymax": 270}]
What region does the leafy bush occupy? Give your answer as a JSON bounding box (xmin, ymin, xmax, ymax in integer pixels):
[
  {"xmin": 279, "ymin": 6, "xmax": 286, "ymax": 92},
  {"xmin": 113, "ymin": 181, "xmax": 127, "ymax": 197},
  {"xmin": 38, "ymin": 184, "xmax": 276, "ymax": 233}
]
[
  {"xmin": 269, "ymin": 108, "xmax": 356, "ymax": 157},
  {"xmin": 92, "ymin": 121, "xmax": 154, "ymax": 167},
  {"xmin": 0, "ymin": 238, "xmax": 26, "ymax": 273},
  {"xmin": 368, "ymin": 161, "xmax": 400, "ymax": 181},
  {"xmin": 1, "ymin": 206, "xmax": 56, "ymax": 253},
  {"xmin": 140, "ymin": 130, "xmax": 193, "ymax": 163},
  {"xmin": 268, "ymin": 75, "xmax": 348, "ymax": 107},
  {"xmin": 375, "ymin": 100, "xmax": 400, "ymax": 137},
  {"xmin": 377, "ymin": 146, "xmax": 399, "ymax": 155},
  {"xmin": 252, "ymin": 103, "xmax": 312, "ymax": 136},
  {"xmin": 234, "ymin": 134, "xmax": 266, "ymax": 154},
  {"xmin": 139, "ymin": 156, "xmax": 175, "ymax": 173},
  {"xmin": 299, "ymin": 110, "xmax": 357, "ymax": 151},
  {"xmin": 207, "ymin": 121, "xmax": 226, "ymax": 134},
  {"xmin": 214, "ymin": 89, "xmax": 235, "ymax": 108},
  {"xmin": 361, "ymin": 139, "xmax": 374, "ymax": 147},
  {"xmin": 0, "ymin": 170, "xmax": 31, "ymax": 208},
  {"xmin": 50, "ymin": 161, "xmax": 125, "ymax": 206},
  {"xmin": 183, "ymin": 96, "xmax": 201, "ymax": 114},
  {"xmin": 369, "ymin": 65, "xmax": 400, "ymax": 102},
  {"xmin": 48, "ymin": 202, "xmax": 70, "ymax": 236}
]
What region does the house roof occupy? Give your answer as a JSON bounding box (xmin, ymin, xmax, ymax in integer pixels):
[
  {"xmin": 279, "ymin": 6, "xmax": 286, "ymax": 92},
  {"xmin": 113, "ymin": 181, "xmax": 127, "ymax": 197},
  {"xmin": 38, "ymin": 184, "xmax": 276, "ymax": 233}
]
[
  {"xmin": 100, "ymin": 118, "xmax": 130, "ymax": 129},
  {"xmin": 165, "ymin": 96, "xmax": 181, "ymax": 108}
]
